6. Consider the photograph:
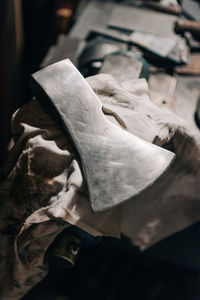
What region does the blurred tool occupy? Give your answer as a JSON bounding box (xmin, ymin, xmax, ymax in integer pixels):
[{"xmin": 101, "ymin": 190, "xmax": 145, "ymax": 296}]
[
  {"xmin": 100, "ymin": 51, "xmax": 149, "ymax": 81},
  {"xmin": 175, "ymin": 19, "xmax": 200, "ymax": 40},
  {"xmin": 78, "ymin": 36, "xmax": 127, "ymax": 76},
  {"xmin": 174, "ymin": 53, "xmax": 200, "ymax": 75}
]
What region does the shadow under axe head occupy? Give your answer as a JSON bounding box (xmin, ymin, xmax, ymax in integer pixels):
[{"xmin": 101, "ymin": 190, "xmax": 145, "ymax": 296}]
[{"xmin": 31, "ymin": 59, "xmax": 175, "ymax": 212}]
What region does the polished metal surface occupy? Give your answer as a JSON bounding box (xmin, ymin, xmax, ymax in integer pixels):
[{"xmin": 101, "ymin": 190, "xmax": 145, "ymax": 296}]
[{"xmin": 31, "ymin": 59, "xmax": 175, "ymax": 212}]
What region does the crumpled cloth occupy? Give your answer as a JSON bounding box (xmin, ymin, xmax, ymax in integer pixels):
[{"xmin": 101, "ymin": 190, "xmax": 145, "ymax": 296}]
[{"xmin": 0, "ymin": 74, "xmax": 200, "ymax": 299}]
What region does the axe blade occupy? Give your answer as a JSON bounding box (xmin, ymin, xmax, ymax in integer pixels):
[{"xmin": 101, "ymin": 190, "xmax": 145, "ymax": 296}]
[{"xmin": 31, "ymin": 59, "xmax": 175, "ymax": 212}]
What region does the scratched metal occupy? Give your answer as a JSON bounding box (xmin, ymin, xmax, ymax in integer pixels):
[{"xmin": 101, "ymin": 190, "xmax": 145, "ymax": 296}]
[{"xmin": 31, "ymin": 59, "xmax": 175, "ymax": 212}]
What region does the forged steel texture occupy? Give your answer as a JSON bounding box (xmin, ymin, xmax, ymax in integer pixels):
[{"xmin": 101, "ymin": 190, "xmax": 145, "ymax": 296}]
[{"xmin": 31, "ymin": 59, "xmax": 175, "ymax": 212}]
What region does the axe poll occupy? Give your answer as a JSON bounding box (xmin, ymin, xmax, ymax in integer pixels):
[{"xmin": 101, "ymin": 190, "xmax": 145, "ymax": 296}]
[{"xmin": 31, "ymin": 59, "xmax": 175, "ymax": 212}]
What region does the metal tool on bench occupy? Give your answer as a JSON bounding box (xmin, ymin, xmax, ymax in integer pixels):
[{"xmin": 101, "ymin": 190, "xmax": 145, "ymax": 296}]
[
  {"xmin": 78, "ymin": 36, "xmax": 123, "ymax": 76},
  {"xmin": 31, "ymin": 59, "xmax": 175, "ymax": 212},
  {"xmin": 78, "ymin": 34, "xmax": 149, "ymax": 80},
  {"xmin": 86, "ymin": 26, "xmax": 187, "ymax": 65},
  {"xmin": 100, "ymin": 53, "xmax": 147, "ymax": 82},
  {"xmin": 175, "ymin": 19, "xmax": 200, "ymax": 40},
  {"xmin": 107, "ymin": 5, "xmax": 188, "ymax": 64}
]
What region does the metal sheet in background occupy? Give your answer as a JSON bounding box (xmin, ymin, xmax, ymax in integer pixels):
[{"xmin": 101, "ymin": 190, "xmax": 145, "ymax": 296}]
[
  {"xmin": 70, "ymin": 1, "xmax": 187, "ymax": 63},
  {"xmin": 130, "ymin": 31, "xmax": 178, "ymax": 57},
  {"xmin": 70, "ymin": 0, "xmax": 114, "ymax": 39},
  {"xmin": 108, "ymin": 5, "xmax": 188, "ymax": 63},
  {"xmin": 100, "ymin": 54, "xmax": 143, "ymax": 82},
  {"xmin": 108, "ymin": 5, "xmax": 178, "ymax": 37},
  {"xmin": 86, "ymin": 26, "xmax": 188, "ymax": 64}
]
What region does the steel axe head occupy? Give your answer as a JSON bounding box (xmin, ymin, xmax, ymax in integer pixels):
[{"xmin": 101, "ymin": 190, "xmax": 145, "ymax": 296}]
[{"xmin": 31, "ymin": 59, "xmax": 175, "ymax": 212}]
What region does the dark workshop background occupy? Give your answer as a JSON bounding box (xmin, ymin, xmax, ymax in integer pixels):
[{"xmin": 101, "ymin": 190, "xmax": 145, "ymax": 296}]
[{"xmin": 1, "ymin": 0, "xmax": 200, "ymax": 299}]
